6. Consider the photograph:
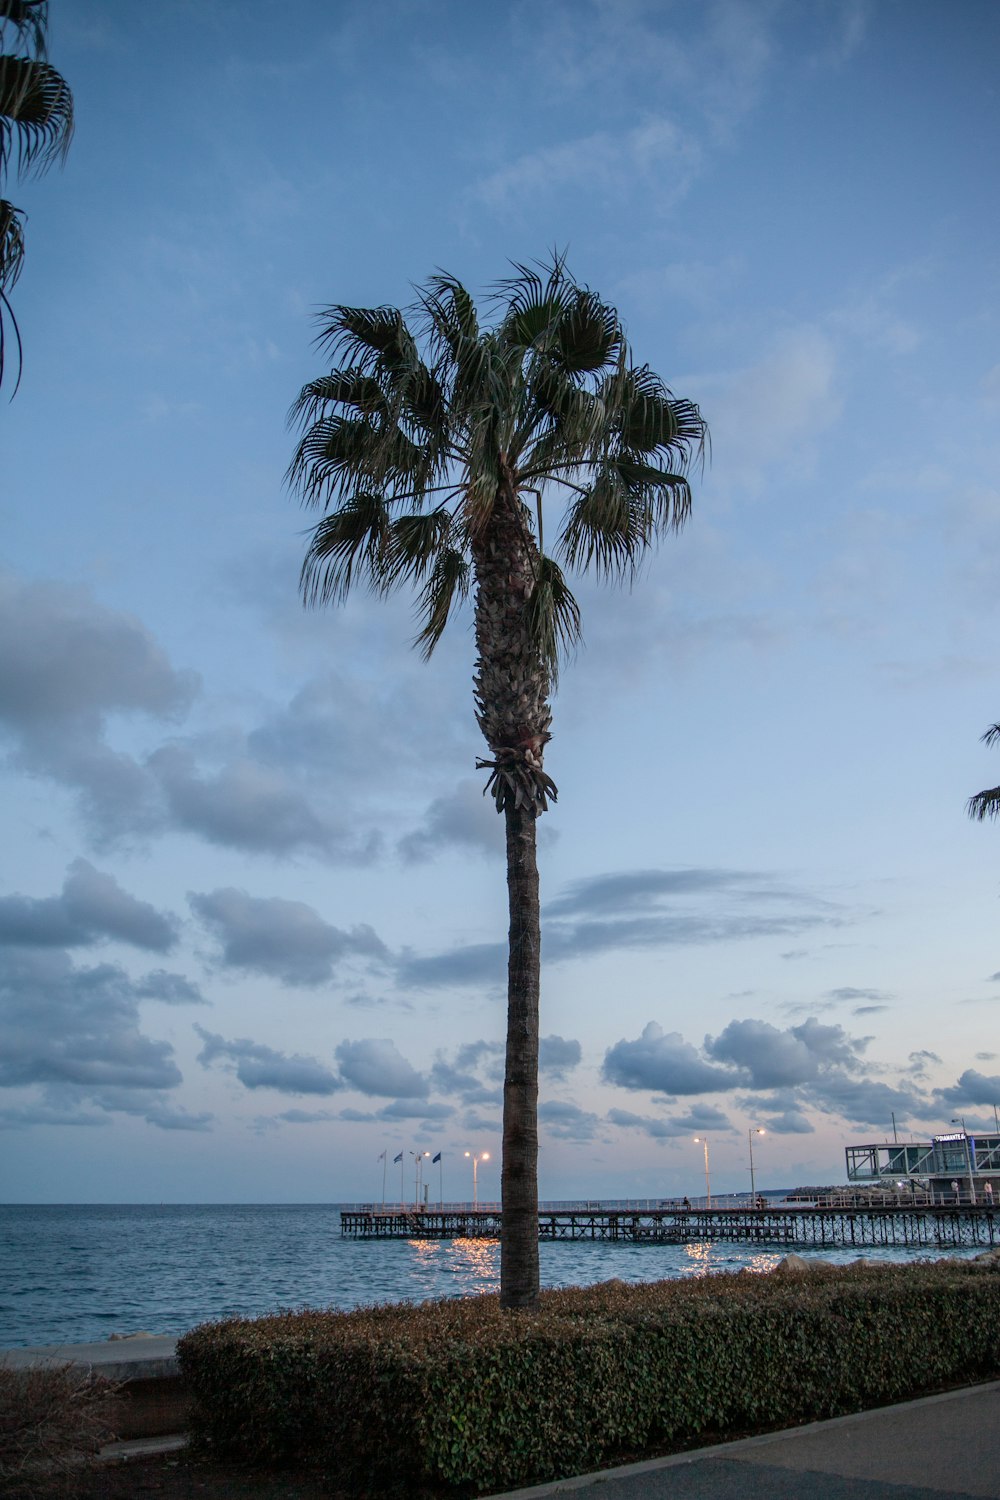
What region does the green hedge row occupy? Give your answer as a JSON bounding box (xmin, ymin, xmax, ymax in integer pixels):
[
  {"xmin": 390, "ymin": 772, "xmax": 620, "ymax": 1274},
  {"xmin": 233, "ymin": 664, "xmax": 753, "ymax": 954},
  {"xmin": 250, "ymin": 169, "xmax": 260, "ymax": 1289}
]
[{"xmin": 176, "ymin": 1259, "xmax": 1000, "ymax": 1495}]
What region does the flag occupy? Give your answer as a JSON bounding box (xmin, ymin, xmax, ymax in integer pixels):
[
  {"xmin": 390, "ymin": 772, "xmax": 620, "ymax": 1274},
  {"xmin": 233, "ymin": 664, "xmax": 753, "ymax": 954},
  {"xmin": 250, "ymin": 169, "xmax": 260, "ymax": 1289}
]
[
  {"xmin": 393, "ymin": 1151, "xmax": 403, "ymax": 1164},
  {"xmin": 377, "ymin": 1150, "xmax": 386, "ymax": 1161},
  {"xmin": 432, "ymin": 1152, "xmax": 441, "ymax": 1164}
]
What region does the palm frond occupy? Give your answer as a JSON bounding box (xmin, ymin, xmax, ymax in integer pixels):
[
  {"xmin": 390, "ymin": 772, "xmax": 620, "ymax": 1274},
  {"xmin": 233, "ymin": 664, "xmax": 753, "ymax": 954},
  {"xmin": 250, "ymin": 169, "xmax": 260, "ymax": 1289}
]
[
  {"xmin": 288, "ymin": 407, "xmax": 435, "ymax": 508},
  {"xmin": 552, "ymin": 288, "xmax": 622, "ymax": 375},
  {"xmin": 519, "ymin": 368, "xmax": 608, "ymax": 462},
  {"xmin": 299, "ymin": 493, "xmax": 391, "ymax": 606},
  {"xmin": 968, "ymin": 787, "xmax": 1000, "ymax": 822},
  {"xmin": 0, "ymin": 54, "xmax": 73, "ymax": 177},
  {"xmin": 383, "ymin": 509, "xmax": 455, "ymax": 589},
  {"xmin": 613, "ymin": 458, "xmax": 693, "ymax": 530},
  {"xmin": 313, "ymin": 304, "xmax": 418, "ymax": 376},
  {"xmin": 0, "ymin": 3, "xmax": 49, "ymax": 58},
  {"xmin": 414, "ymin": 546, "xmax": 471, "ymax": 658},
  {"xmin": 0, "ymin": 195, "xmax": 24, "ymax": 288},
  {"xmin": 497, "ymin": 254, "xmax": 577, "ymax": 354},
  {"xmin": 558, "ymin": 471, "xmax": 647, "ymax": 579},
  {"xmin": 981, "ymin": 724, "xmax": 1000, "ymax": 749},
  {"xmin": 524, "ymin": 555, "xmax": 582, "ymax": 686},
  {"xmin": 0, "ymin": 282, "xmax": 23, "ymax": 395},
  {"xmin": 600, "ymin": 364, "xmax": 706, "ymax": 469},
  {"xmin": 288, "ymin": 371, "xmax": 389, "ymax": 428}
]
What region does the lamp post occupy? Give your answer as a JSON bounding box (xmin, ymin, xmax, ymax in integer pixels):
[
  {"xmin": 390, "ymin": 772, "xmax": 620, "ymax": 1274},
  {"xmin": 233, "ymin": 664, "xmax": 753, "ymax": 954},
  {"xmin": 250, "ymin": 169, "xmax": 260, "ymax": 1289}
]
[
  {"xmin": 464, "ymin": 1150, "xmax": 489, "ymax": 1208},
  {"xmin": 952, "ymin": 1117, "xmax": 976, "ymax": 1205},
  {"xmin": 693, "ymin": 1137, "xmax": 711, "ymax": 1209},
  {"xmin": 748, "ymin": 1127, "xmax": 765, "ymax": 1205},
  {"xmin": 411, "ymin": 1150, "xmax": 430, "ymax": 1208}
]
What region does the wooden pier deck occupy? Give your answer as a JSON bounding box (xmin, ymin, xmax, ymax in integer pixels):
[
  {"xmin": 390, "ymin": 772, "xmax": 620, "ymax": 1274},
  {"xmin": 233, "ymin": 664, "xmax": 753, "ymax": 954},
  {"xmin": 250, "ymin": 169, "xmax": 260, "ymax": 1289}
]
[{"xmin": 340, "ymin": 1204, "xmax": 999, "ymax": 1251}]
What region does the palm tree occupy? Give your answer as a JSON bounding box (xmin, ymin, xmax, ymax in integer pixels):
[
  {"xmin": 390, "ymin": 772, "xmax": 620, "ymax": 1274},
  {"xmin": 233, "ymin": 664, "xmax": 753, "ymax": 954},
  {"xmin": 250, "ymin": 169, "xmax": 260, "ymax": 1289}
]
[
  {"xmin": 287, "ymin": 256, "xmax": 706, "ymax": 1309},
  {"xmin": 1, "ymin": 0, "xmax": 73, "ymax": 393},
  {"xmin": 968, "ymin": 724, "xmax": 1000, "ymax": 822}
]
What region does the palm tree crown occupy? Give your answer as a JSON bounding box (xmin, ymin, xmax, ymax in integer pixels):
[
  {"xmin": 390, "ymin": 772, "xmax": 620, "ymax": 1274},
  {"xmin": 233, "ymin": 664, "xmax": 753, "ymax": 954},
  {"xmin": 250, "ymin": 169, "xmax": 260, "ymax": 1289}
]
[
  {"xmin": 288, "ymin": 257, "xmax": 705, "ymax": 1309},
  {"xmin": 967, "ymin": 723, "xmax": 1000, "ymax": 822},
  {"xmin": 289, "ymin": 257, "xmax": 704, "ymax": 804},
  {"xmin": 1, "ymin": 0, "xmax": 73, "ymax": 392}
]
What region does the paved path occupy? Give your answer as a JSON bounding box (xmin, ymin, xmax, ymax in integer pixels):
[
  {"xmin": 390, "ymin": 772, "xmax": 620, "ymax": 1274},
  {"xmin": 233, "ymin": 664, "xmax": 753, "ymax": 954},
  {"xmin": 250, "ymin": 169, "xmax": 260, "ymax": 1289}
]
[
  {"xmin": 496, "ymin": 1382, "xmax": 1000, "ymax": 1500},
  {"xmin": 1, "ymin": 1335, "xmax": 179, "ymax": 1382}
]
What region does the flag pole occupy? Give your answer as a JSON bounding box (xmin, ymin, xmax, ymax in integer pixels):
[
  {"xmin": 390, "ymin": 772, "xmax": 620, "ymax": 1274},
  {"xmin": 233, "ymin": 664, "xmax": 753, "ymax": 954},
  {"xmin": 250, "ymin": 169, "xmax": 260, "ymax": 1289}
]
[{"xmin": 381, "ymin": 1149, "xmax": 387, "ymax": 1207}]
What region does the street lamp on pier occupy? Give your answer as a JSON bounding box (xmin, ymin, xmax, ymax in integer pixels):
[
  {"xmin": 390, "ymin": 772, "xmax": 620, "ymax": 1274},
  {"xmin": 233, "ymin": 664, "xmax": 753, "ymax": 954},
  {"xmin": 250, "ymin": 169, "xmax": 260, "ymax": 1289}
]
[
  {"xmin": 464, "ymin": 1150, "xmax": 489, "ymax": 1208},
  {"xmin": 748, "ymin": 1127, "xmax": 765, "ymax": 1205},
  {"xmin": 951, "ymin": 1117, "xmax": 976, "ymax": 1205},
  {"xmin": 693, "ymin": 1137, "xmax": 711, "ymax": 1208},
  {"xmin": 410, "ymin": 1150, "xmax": 430, "ymax": 1208}
]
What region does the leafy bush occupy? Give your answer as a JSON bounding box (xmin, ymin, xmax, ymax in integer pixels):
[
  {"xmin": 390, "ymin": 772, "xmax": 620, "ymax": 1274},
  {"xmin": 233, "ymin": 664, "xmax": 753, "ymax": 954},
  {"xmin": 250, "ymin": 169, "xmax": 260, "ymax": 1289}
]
[
  {"xmin": 0, "ymin": 1363, "xmax": 120, "ymax": 1495},
  {"xmin": 177, "ymin": 1260, "xmax": 1000, "ymax": 1495}
]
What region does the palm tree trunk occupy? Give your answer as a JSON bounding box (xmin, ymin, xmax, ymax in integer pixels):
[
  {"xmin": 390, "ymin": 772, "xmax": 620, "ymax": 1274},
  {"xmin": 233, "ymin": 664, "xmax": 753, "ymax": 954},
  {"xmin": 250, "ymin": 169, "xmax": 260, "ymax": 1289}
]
[
  {"xmin": 500, "ymin": 797, "xmax": 540, "ymax": 1309},
  {"xmin": 472, "ymin": 477, "xmax": 549, "ymax": 1312}
]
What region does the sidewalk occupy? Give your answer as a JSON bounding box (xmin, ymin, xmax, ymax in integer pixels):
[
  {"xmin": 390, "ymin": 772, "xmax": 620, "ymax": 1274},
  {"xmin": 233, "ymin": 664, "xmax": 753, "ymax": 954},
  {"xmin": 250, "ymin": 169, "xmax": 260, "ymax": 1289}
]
[{"xmin": 494, "ymin": 1381, "xmax": 1000, "ymax": 1500}]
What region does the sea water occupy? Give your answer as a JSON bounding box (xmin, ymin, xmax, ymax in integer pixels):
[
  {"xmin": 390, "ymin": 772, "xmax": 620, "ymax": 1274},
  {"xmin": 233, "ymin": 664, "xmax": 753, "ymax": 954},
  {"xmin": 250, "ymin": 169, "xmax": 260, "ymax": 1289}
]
[{"xmin": 0, "ymin": 1203, "xmax": 979, "ymax": 1348}]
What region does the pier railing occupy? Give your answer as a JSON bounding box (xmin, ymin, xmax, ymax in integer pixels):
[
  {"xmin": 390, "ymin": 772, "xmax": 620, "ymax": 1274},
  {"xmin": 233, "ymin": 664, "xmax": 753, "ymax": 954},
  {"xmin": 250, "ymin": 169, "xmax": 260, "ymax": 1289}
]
[{"xmin": 340, "ymin": 1202, "xmax": 998, "ymax": 1251}]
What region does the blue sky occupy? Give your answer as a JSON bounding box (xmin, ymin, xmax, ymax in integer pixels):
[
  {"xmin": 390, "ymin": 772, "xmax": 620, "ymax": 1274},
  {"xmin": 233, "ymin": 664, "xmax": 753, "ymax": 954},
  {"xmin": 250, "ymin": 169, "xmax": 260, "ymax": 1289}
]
[{"xmin": 3, "ymin": 0, "xmax": 1000, "ymax": 1204}]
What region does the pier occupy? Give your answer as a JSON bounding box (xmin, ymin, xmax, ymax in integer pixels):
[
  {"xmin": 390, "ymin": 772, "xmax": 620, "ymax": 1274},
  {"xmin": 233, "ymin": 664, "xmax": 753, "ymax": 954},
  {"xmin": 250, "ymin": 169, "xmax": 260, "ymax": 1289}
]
[{"xmin": 340, "ymin": 1203, "xmax": 999, "ymax": 1251}]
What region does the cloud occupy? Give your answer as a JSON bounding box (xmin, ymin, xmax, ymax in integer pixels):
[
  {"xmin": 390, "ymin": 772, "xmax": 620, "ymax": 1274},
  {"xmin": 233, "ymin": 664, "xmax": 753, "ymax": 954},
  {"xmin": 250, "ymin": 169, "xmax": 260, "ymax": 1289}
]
[
  {"xmin": 135, "ymin": 969, "xmax": 207, "ymax": 1005},
  {"xmin": 934, "ymin": 1069, "xmax": 1000, "ymax": 1110},
  {"xmin": 397, "ymin": 941, "xmax": 505, "ymax": 990},
  {"xmin": 429, "ymin": 1041, "xmax": 505, "ymax": 1105},
  {"xmin": 0, "ymin": 860, "xmax": 177, "ymax": 952},
  {"xmin": 0, "ymin": 574, "xmax": 196, "ymax": 843},
  {"xmin": 0, "ymin": 1094, "xmax": 109, "ymax": 1130},
  {"xmin": 0, "ymin": 949, "xmax": 182, "ymax": 1103},
  {"xmin": 400, "ymin": 866, "xmax": 845, "ymax": 987},
  {"xmin": 149, "ymin": 745, "xmax": 377, "ymax": 860},
  {"xmin": 195, "ymin": 1026, "xmax": 342, "ymax": 1095},
  {"xmin": 760, "ymin": 1109, "xmax": 815, "ymax": 1135},
  {"xmin": 0, "ymin": 577, "xmax": 383, "ymax": 861},
  {"xmin": 375, "ymin": 1099, "xmax": 453, "ymax": 1121},
  {"xmin": 705, "ymin": 1017, "xmax": 865, "ymax": 1089},
  {"xmin": 334, "ymin": 1038, "xmax": 428, "ymax": 1099},
  {"xmin": 806, "ymin": 1076, "xmax": 926, "ymax": 1129},
  {"xmin": 825, "ymin": 987, "xmax": 889, "ymax": 1003},
  {"xmin": 189, "ymin": 887, "xmax": 388, "ymax": 987},
  {"xmin": 545, "ymin": 868, "xmax": 761, "ymax": 919},
  {"xmin": 607, "ymin": 1104, "xmax": 732, "ymax": 1140},
  {"xmin": 86, "ymin": 1087, "xmax": 213, "ymax": 1132},
  {"xmin": 0, "ymin": 575, "xmax": 196, "ymax": 733},
  {"xmin": 689, "ymin": 326, "xmax": 840, "ymax": 488},
  {"xmin": 538, "ymin": 1100, "xmax": 601, "ymax": 1141},
  {"xmin": 398, "ymin": 780, "xmax": 505, "ymax": 863},
  {"xmin": 603, "ymin": 1022, "xmax": 737, "ymax": 1095},
  {"xmin": 474, "ymin": 117, "xmax": 703, "ymax": 214},
  {"xmin": 539, "ymin": 1035, "xmax": 582, "ymax": 1078},
  {"xmin": 277, "ymin": 1108, "xmax": 339, "ymax": 1124}
]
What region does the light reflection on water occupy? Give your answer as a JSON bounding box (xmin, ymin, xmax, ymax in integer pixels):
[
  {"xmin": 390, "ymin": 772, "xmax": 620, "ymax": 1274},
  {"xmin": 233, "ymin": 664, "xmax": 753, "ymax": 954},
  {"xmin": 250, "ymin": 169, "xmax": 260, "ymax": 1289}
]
[{"xmin": 0, "ymin": 1204, "xmax": 983, "ymax": 1348}]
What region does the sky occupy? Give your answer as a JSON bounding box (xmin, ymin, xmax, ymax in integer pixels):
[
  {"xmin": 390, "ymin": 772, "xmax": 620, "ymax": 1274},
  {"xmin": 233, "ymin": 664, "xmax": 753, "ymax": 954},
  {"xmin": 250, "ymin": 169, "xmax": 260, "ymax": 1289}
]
[{"xmin": 2, "ymin": 0, "xmax": 1000, "ymax": 1205}]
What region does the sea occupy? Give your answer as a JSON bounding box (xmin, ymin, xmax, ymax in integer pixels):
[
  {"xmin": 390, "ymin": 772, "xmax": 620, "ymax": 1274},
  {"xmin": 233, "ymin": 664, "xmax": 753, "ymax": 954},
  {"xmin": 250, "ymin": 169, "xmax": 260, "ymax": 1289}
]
[{"xmin": 0, "ymin": 1202, "xmax": 980, "ymax": 1350}]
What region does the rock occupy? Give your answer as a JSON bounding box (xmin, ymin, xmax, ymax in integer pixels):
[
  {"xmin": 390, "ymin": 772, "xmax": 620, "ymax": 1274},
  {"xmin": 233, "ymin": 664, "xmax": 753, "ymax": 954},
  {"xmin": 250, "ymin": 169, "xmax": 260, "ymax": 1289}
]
[{"xmin": 772, "ymin": 1254, "xmax": 813, "ymax": 1274}]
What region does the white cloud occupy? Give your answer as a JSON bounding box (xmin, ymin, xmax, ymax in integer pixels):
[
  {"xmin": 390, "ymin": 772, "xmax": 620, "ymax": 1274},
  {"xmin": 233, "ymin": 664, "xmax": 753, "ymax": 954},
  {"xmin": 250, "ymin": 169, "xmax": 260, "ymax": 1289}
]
[{"xmin": 189, "ymin": 887, "xmax": 389, "ymax": 988}]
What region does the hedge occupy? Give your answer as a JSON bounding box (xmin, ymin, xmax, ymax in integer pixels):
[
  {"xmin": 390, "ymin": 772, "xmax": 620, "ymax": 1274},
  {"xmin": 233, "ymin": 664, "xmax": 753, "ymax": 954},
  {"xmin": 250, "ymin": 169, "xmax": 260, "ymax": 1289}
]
[{"xmin": 176, "ymin": 1259, "xmax": 1000, "ymax": 1495}]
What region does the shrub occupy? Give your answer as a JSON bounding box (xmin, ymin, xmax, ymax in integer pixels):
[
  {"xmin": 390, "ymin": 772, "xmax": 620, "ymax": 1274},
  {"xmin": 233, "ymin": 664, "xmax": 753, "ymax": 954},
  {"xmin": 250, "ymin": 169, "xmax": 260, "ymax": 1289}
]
[
  {"xmin": 177, "ymin": 1260, "xmax": 1000, "ymax": 1495},
  {"xmin": 0, "ymin": 1363, "xmax": 120, "ymax": 1495}
]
